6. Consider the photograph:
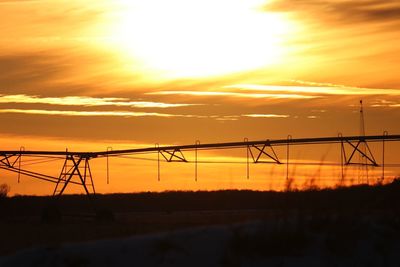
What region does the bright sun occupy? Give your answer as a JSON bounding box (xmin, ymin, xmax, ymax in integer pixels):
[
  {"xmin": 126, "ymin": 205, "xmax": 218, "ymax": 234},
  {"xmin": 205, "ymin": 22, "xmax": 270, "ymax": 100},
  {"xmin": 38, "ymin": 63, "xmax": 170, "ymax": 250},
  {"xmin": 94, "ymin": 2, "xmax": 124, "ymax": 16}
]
[{"xmin": 106, "ymin": 0, "xmax": 294, "ymax": 79}]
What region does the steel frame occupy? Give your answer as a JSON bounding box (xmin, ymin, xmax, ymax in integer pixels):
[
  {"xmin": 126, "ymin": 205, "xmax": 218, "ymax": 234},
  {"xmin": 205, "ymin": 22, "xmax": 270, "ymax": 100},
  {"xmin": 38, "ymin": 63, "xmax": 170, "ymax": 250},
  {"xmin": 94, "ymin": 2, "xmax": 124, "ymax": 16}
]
[
  {"xmin": 53, "ymin": 155, "xmax": 95, "ymax": 197},
  {"xmin": 341, "ymin": 139, "xmax": 378, "ymax": 167},
  {"xmin": 0, "ymin": 153, "xmax": 93, "ymax": 196},
  {"xmin": 247, "ymin": 142, "xmax": 281, "ymax": 164},
  {"xmin": 0, "ymin": 153, "xmax": 60, "ymax": 183},
  {"xmin": 0, "ymin": 134, "xmax": 399, "ymax": 197},
  {"xmin": 159, "ymin": 149, "xmax": 188, "ymax": 162}
]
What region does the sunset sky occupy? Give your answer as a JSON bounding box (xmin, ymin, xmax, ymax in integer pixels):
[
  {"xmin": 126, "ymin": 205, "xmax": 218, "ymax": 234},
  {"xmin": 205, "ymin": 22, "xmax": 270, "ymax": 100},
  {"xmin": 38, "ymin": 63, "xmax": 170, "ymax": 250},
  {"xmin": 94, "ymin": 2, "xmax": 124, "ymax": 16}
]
[{"xmin": 1, "ymin": 0, "xmax": 400, "ymax": 195}]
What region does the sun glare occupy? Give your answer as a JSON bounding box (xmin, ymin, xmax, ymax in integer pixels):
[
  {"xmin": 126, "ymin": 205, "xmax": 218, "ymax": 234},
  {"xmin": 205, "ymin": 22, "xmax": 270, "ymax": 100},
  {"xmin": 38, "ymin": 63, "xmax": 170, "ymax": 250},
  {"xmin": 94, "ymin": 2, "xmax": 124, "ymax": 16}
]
[{"xmin": 105, "ymin": 0, "xmax": 295, "ymax": 79}]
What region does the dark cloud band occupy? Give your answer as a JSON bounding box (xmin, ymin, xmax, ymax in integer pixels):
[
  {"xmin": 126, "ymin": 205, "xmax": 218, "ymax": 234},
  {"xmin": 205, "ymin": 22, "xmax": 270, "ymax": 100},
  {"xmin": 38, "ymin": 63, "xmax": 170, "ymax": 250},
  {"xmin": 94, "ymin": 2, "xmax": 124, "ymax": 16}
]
[{"xmin": 267, "ymin": 0, "xmax": 400, "ymax": 26}]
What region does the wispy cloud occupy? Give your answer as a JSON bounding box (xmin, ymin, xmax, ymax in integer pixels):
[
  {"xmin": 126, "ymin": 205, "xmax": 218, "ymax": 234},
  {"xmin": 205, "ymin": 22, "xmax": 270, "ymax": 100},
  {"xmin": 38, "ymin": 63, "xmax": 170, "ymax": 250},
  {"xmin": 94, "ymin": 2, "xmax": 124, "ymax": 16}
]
[
  {"xmin": 0, "ymin": 1, "xmax": 40, "ymax": 5},
  {"xmin": 287, "ymin": 80, "xmax": 351, "ymax": 88},
  {"xmin": 0, "ymin": 108, "xmax": 293, "ymax": 120},
  {"xmin": 212, "ymin": 115, "xmax": 240, "ymax": 121},
  {"xmin": 225, "ymin": 83, "xmax": 400, "ymax": 96},
  {"xmin": 0, "ymin": 94, "xmax": 197, "ymax": 108},
  {"xmin": 0, "ymin": 108, "xmax": 200, "ymax": 118},
  {"xmin": 148, "ymin": 82, "xmax": 400, "ymax": 102},
  {"xmin": 242, "ymin": 114, "xmax": 290, "ymax": 118},
  {"xmin": 307, "ymin": 115, "xmax": 319, "ymax": 119},
  {"xmin": 147, "ymin": 90, "xmax": 318, "ymax": 99},
  {"xmin": 370, "ymin": 99, "xmax": 400, "ymax": 108},
  {"xmin": 311, "ymin": 109, "xmax": 326, "ymax": 113}
]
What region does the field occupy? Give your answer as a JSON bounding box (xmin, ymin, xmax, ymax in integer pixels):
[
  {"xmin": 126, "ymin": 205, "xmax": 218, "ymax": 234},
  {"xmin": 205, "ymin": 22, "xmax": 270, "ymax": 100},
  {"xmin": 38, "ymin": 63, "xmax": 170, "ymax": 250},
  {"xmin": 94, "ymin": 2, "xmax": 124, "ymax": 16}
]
[{"xmin": 1, "ymin": 181, "xmax": 400, "ymax": 265}]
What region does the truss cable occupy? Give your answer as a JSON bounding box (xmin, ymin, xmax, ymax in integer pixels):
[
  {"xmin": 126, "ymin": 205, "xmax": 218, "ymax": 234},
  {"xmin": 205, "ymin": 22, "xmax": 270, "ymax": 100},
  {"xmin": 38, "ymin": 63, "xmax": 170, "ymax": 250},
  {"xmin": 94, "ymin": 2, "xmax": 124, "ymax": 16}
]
[
  {"xmin": 20, "ymin": 157, "xmax": 63, "ymax": 167},
  {"xmin": 114, "ymin": 155, "xmax": 159, "ymax": 161},
  {"xmin": 52, "ymin": 151, "xmax": 400, "ymax": 168},
  {"xmin": 20, "ymin": 154, "xmax": 65, "ymax": 159},
  {"xmin": 102, "ymin": 154, "xmax": 400, "ymax": 167},
  {"xmin": 17, "ymin": 156, "xmax": 65, "ymax": 163}
]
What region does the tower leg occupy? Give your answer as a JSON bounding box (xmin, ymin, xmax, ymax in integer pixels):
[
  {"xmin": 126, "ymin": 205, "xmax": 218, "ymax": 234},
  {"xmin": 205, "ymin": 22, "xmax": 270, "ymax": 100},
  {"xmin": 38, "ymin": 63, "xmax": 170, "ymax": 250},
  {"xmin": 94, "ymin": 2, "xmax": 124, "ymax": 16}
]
[{"xmin": 53, "ymin": 155, "xmax": 95, "ymax": 197}]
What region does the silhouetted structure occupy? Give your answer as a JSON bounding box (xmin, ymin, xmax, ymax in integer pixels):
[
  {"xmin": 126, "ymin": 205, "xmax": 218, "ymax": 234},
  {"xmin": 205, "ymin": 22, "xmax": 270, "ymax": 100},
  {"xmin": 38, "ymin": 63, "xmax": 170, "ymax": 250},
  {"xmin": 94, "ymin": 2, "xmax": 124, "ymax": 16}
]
[{"xmin": 0, "ymin": 134, "xmax": 398, "ymax": 197}]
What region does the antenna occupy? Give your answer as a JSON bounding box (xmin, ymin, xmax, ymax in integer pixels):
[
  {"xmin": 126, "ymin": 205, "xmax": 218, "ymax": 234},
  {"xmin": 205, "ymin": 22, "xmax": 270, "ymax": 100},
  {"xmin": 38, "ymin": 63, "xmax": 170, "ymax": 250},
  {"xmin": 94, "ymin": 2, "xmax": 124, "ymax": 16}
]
[
  {"xmin": 359, "ymin": 100, "xmax": 365, "ymax": 137},
  {"xmin": 359, "ymin": 100, "xmax": 368, "ymax": 183}
]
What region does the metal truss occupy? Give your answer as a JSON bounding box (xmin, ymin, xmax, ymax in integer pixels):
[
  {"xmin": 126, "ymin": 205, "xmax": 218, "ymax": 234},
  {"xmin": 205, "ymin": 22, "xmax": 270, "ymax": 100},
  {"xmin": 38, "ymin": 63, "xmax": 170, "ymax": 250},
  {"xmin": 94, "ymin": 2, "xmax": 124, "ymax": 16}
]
[
  {"xmin": 341, "ymin": 139, "xmax": 378, "ymax": 167},
  {"xmin": 338, "ymin": 134, "xmax": 384, "ymax": 184},
  {"xmin": 244, "ymin": 139, "xmax": 283, "ymax": 180},
  {"xmin": 0, "ymin": 153, "xmax": 22, "ymax": 169},
  {"xmin": 53, "ymin": 155, "xmax": 95, "ymax": 197},
  {"xmin": 0, "ymin": 153, "xmax": 95, "ymax": 197},
  {"xmin": 159, "ymin": 149, "xmax": 188, "ymax": 162},
  {"xmin": 156, "ymin": 147, "xmax": 188, "ymax": 182},
  {"xmin": 0, "ymin": 152, "xmax": 24, "ymax": 183},
  {"xmin": 247, "ymin": 142, "xmax": 281, "ymax": 164},
  {"xmin": 0, "ymin": 153, "xmax": 61, "ymax": 184}
]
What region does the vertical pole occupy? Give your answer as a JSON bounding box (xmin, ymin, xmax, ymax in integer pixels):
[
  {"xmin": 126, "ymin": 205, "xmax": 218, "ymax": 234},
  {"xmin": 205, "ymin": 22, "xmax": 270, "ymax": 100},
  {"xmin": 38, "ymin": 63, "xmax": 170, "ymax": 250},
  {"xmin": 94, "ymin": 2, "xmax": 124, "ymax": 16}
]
[
  {"xmin": 341, "ymin": 142, "xmax": 344, "ymax": 183},
  {"xmin": 338, "ymin": 133, "xmax": 344, "ymax": 183},
  {"xmin": 106, "ymin": 154, "xmax": 109, "ymax": 184},
  {"xmin": 86, "ymin": 157, "xmax": 96, "ymax": 195},
  {"xmin": 64, "ymin": 148, "xmax": 68, "ymax": 175},
  {"xmin": 156, "ymin": 143, "xmax": 160, "ymax": 181},
  {"xmin": 17, "ymin": 156, "xmax": 21, "ymax": 183},
  {"xmin": 244, "ymin": 138, "xmax": 249, "ymax": 179},
  {"xmin": 74, "ymin": 156, "xmax": 91, "ymax": 197},
  {"xmin": 83, "ymin": 157, "xmax": 88, "ymax": 184},
  {"xmin": 106, "ymin": 147, "xmax": 112, "ymax": 184},
  {"xmin": 18, "ymin": 146, "xmax": 24, "ymax": 183},
  {"xmin": 382, "ymin": 131, "xmax": 388, "ymax": 183},
  {"xmin": 195, "ymin": 140, "xmax": 200, "ymax": 182},
  {"xmin": 286, "ymin": 135, "xmax": 292, "ymax": 181}
]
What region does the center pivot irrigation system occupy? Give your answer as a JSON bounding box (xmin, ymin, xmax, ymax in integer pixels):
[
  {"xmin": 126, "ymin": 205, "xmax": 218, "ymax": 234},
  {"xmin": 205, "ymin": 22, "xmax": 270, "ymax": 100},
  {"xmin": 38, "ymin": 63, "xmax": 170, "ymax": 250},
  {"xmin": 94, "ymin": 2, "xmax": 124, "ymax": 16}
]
[{"xmin": 0, "ymin": 133, "xmax": 399, "ymax": 197}]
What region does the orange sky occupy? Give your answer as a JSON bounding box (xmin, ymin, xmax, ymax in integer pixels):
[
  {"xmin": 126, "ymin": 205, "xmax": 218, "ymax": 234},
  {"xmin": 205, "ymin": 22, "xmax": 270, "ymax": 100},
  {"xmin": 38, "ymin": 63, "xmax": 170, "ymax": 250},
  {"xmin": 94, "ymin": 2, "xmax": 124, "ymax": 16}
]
[{"xmin": 1, "ymin": 0, "xmax": 400, "ymax": 195}]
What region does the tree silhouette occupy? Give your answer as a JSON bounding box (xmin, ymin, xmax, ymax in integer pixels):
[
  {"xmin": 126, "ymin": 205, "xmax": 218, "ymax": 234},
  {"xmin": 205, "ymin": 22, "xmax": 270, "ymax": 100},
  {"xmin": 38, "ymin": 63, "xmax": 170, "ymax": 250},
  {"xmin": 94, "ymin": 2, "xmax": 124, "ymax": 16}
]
[{"xmin": 0, "ymin": 183, "xmax": 10, "ymax": 198}]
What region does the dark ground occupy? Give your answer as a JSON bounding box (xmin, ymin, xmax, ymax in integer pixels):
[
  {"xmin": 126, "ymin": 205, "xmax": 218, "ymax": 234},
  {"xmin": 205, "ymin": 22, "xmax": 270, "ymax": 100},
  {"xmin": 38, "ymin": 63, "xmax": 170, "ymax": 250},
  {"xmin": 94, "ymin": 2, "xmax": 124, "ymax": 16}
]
[{"xmin": 0, "ymin": 180, "xmax": 399, "ymax": 256}]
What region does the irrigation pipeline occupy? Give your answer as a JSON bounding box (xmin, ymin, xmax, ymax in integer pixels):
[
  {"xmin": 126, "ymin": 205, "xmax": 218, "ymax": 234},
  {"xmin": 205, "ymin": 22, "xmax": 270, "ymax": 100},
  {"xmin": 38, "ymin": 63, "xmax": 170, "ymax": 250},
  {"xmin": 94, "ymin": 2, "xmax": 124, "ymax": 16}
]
[
  {"xmin": 1, "ymin": 134, "xmax": 400, "ymax": 196},
  {"xmin": 1, "ymin": 134, "xmax": 399, "ymax": 158}
]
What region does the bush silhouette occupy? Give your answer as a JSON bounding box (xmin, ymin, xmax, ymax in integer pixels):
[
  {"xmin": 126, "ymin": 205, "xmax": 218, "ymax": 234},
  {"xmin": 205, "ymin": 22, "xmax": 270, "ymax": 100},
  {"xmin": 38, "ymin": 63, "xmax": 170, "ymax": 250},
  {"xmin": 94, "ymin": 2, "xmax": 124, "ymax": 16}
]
[{"xmin": 0, "ymin": 184, "xmax": 10, "ymax": 198}]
